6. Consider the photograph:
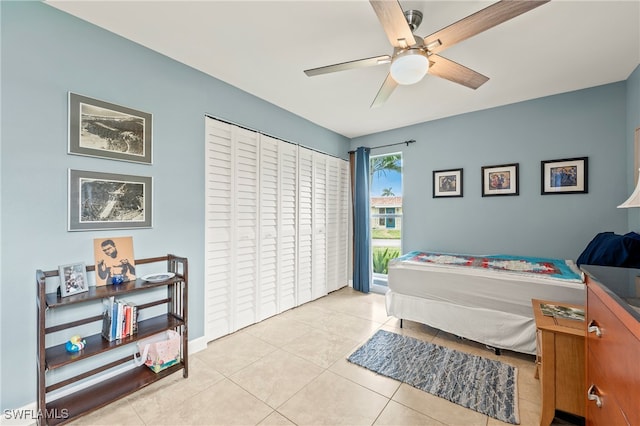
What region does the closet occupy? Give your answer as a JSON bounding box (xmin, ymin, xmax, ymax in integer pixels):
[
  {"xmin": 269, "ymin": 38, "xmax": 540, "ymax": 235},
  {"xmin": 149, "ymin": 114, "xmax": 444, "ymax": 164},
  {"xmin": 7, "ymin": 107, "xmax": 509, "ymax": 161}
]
[{"xmin": 204, "ymin": 117, "xmax": 350, "ymax": 341}]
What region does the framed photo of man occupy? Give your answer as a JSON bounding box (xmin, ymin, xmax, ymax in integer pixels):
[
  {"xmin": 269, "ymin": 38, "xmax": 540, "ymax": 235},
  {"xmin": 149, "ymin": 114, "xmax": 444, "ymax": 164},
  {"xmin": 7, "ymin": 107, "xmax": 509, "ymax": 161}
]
[
  {"xmin": 58, "ymin": 262, "xmax": 89, "ymax": 297},
  {"xmin": 93, "ymin": 236, "xmax": 136, "ymax": 286}
]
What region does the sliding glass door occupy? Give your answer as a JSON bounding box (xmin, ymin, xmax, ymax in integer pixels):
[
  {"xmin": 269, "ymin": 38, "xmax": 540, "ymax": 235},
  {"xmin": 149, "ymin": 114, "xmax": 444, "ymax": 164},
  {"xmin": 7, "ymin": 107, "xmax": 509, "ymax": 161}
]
[{"xmin": 369, "ymin": 152, "xmax": 402, "ymax": 293}]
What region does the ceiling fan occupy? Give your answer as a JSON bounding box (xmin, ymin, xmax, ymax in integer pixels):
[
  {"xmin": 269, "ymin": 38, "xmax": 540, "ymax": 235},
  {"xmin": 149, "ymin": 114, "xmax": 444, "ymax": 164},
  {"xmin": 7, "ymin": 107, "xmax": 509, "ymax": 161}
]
[{"xmin": 304, "ymin": 0, "xmax": 549, "ymax": 107}]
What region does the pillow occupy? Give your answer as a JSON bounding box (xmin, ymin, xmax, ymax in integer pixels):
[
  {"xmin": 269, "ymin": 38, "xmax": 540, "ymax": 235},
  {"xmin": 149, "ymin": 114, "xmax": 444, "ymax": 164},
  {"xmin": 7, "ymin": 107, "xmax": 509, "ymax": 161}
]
[{"xmin": 576, "ymin": 232, "xmax": 640, "ymax": 267}]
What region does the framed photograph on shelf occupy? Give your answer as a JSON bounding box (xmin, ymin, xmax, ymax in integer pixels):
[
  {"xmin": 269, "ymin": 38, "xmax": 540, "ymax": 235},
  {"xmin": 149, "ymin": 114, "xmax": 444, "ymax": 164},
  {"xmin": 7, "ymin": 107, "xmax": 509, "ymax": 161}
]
[
  {"xmin": 68, "ymin": 92, "xmax": 152, "ymax": 164},
  {"xmin": 433, "ymin": 168, "xmax": 463, "ymax": 198},
  {"xmin": 58, "ymin": 262, "xmax": 89, "ymax": 297},
  {"xmin": 481, "ymin": 163, "xmax": 519, "ymax": 197},
  {"xmin": 68, "ymin": 169, "xmax": 152, "ymax": 231},
  {"xmin": 541, "ymin": 157, "xmax": 588, "ymax": 195}
]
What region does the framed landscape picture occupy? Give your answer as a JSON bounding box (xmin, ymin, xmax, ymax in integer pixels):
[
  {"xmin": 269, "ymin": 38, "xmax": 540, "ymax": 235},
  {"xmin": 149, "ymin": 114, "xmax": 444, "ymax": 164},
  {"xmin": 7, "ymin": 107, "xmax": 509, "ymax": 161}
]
[
  {"xmin": 481, "ymin": 163, "xmax": 519, "ymax": 197},
  {"xmin": 58, "ymin": 262, "xmax": 89, "ymax": 297},
  {"xmin": 541, "ymin": 157, "xmax": 588, "ymax": 195},
  {"xmin": 68, "ymin": 169, "xmax": 152, "ymax": 231},
  {"xmin": 68, "ymin": 92, "xmax": 152, "ymax": 164},
  {"xmin": 433, "ymin": 168, "xmax": 463, "ymax": 198}
]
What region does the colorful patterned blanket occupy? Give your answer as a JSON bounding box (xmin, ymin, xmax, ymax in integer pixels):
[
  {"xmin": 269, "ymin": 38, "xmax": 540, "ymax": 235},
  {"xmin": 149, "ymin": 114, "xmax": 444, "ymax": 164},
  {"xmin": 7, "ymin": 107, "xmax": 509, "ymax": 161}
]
[{"xmin": 394, "ymin": 251, "xmax": 584, "ymax": 283}]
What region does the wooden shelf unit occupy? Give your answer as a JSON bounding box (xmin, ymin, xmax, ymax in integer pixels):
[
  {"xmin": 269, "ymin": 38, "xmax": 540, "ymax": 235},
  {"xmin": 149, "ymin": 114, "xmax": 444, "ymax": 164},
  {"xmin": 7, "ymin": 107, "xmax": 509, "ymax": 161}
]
[{"xmin": 36, "ymin": 254, "xmax": 188, "ymax": 426}]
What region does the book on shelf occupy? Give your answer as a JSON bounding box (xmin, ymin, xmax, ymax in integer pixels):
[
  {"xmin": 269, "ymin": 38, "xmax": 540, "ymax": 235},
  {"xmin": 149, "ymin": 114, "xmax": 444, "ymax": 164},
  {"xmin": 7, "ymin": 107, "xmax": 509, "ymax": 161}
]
[
  {"xmin": 101, "ymin": 297, "xmax": 115, "ymax": 341},
  {"xmin": 127, "ymin": 301, "xmax": 138, "ymax": 334},
  {"xmin": 102, "ymin": 296, "xmax": 139, "ymax": 341}
]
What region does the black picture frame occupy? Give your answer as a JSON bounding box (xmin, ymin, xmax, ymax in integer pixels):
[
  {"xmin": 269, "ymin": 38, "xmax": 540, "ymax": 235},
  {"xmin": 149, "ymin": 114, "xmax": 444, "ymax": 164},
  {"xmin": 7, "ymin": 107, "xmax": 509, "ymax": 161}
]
[
  {"xmin": 68, "ymin": 92, "xmax": 152, "ymax": 164},
  {"xmin": 481, "ymin": 163, "xmax": 519, "ymax": 197},
  {"xmin": 433, "ymin": 168, "xmax": 463, "ymax": 198},
  {"xmin": 68, "ymin": 169, "xmax": 152, "ymax": 231},
  {"xmin": 541, "ymin": 157, "xmax": 588, "ymax": 195}
]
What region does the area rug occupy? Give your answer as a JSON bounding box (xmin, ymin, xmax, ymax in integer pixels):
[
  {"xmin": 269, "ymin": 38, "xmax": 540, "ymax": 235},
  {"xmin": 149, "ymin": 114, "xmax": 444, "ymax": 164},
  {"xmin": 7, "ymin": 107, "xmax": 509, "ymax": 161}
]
[{"xmin": 348, "ymin": 330, "xmax": 519, "ymax": 424}]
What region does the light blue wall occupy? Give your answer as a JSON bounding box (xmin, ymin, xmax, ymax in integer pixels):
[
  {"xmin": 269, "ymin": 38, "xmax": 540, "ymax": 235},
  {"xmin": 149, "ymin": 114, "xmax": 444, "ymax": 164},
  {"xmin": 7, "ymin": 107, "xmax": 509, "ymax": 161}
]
[
  {"xmin": 0, "ymin": 2, "xmax": 348, "ymax": 410},
  {"xmin": 624, "ymin": 65, "xmax": 640, "ymax": 229},
  {"xmin": 351, "ymin": 82, "xmax": 630, "ymax": 259},
  {"xmin": 1, "ymin": 0, "xmax": 638, "ymax": 413}
]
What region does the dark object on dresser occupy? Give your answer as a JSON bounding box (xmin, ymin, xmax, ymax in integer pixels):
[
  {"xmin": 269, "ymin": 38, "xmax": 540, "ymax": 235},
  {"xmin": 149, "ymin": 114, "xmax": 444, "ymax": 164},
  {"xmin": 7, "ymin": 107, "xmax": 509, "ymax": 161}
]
[{"xmin": 576, "ymin": 231, "xmax": 640, "ymax": 268}]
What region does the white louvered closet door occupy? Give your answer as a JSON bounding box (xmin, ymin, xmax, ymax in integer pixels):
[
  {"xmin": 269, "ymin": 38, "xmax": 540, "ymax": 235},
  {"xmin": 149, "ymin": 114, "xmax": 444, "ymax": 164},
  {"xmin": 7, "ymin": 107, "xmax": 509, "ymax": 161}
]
[
  {"xmin": 205, "ymin": 118, "xmax": 259, "ymax": 339},
  {"xmin": 258, "ymin": 134, "xmax": 279, "ymax": 321},
  {"xmin": 297, "ymin": 147, "xmax": 314, "ymax": 305},
  {"xmin": 325, "ymin": 157, "xmax": 341, "ymax": 292},
  {"xmin": 337, "ymin": 159, "xmax": 351, "ymax": 289},
  {"xmin": 278, "ymin": 141, "xmax": 298, "ymax": 312},
  {"xmin": 204, "ymin": 119, "xmax": 234, "ymax": 340},
  {"xmin": 234, "ymin": 128, "xmax": 260, "ymax": 330},
  {"xmin": 312, "ymin": 152, "xmax": 328, "ymax": 300},
  {"xmin": 206, "ymin": 117, "xmax": 350, "ymax": 342}
]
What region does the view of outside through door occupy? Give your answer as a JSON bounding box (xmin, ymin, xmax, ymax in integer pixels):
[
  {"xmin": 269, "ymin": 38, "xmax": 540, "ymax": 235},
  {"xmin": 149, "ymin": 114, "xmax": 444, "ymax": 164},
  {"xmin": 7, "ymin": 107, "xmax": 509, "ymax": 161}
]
[{"xmin": 370, "ymin": 153, "xmax": 402, "ymax": 293}]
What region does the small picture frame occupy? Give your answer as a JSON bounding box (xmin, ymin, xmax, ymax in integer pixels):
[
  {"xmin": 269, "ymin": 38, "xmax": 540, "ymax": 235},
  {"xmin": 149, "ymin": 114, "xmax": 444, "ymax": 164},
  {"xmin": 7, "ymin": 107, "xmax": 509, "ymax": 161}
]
[
  {"xmin": 68, "ymin": 92, "xmax": 152, "ymax": 164},
  {"xmin": 541, "ymin": 157, "xmax": 588, "ymax": 195},
  {"xmin": 482, "ymin": 163, "xmax": 519, "ymax": 197},
  {"xmin": 59, "ymin": 262, "xmax": 89, "ymax": 297},
  {"xmin": 433, "ymin": 168, "xmax": 463, "ymax": 198},
  {"xmin": 68, "ymin": 169, "xmax": 152, "ymax": 231}
]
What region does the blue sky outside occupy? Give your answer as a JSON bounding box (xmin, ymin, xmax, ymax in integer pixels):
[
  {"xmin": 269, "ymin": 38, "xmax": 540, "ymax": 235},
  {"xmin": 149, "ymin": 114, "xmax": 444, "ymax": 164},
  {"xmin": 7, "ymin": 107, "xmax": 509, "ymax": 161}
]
[{"xmin": 370, "ymin": 154, "xmax": 403, "ymax": 197}]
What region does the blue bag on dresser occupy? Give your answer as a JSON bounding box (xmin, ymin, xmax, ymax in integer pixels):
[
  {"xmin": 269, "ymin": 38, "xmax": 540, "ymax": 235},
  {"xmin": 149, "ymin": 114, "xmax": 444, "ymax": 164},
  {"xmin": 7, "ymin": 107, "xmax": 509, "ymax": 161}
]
[{"xmin": 576, "ymin": 232, "xmax": 640, "ymax": 268}]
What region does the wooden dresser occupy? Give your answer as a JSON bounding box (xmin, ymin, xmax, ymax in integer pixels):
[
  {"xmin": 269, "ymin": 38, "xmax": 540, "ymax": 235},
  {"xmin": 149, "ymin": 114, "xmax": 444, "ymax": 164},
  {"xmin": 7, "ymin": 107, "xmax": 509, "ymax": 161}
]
[
  {"xmin": 532, "ymin": 299, "xmax": 586, "ymax": 426},
  {"xmin": 581, "ymin": 265, "xmax": 640, "ymax": 426}
]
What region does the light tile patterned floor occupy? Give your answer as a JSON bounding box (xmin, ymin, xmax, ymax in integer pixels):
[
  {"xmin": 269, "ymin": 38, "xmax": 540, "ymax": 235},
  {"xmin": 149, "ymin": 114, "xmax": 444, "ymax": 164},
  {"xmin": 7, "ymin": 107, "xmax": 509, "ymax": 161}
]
[{"xmin": 70, "ymin": 287, "xmax": 550, "ymax": 426}]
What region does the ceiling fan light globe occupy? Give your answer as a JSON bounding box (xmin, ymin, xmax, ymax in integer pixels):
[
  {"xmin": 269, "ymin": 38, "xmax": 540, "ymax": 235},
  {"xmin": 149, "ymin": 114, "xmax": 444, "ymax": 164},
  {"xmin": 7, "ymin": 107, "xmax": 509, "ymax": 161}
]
[{"xmin": 390, "ymin": 51, "xmax": 429, "ymax": 85}]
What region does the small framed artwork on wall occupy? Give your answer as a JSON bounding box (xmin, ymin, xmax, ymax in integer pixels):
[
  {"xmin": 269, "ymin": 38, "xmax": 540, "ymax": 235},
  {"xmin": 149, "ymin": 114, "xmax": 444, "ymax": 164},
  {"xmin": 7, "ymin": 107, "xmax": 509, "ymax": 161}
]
[
  {"xmin": 433, "ymin": 168, "xmax": 463, "ymax": 198},
  {"xmin": 541, "ymin": 157, "xmax": 588, "ymax": 195},
  {"xmin": 481, "ymin": 163, "xmax": 519, "ymax": 197}
]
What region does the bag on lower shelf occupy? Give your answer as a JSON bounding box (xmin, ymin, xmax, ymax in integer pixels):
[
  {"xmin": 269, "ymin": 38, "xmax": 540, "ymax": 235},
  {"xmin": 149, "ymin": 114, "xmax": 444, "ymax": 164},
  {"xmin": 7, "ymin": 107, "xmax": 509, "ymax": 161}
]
[{"xmin": 134, "ymin": 330, "xmax": 181, "ymax": 373}]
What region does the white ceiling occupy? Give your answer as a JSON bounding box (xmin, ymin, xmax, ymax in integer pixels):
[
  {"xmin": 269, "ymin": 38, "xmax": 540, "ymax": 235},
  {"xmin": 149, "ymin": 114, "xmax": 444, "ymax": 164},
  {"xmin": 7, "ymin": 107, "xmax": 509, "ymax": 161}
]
[{"xmin": 47, "ymin": 0, "xmax": 640, "ymax": 139}]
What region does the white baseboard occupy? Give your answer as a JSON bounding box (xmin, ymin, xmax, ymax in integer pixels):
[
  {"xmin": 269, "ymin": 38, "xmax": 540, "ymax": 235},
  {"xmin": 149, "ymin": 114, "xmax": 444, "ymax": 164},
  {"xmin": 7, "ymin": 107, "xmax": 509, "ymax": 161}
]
[{"xmin": 188, "ymin": 335, "xmax": 207, "ymax": 354}]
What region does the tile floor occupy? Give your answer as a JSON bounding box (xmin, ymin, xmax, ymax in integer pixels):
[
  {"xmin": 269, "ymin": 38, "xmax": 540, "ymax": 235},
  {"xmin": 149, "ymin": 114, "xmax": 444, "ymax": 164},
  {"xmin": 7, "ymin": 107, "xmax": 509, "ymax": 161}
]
[{"xmin": 71, "ymin": 287, "xmax": 550, "ymax": 426}]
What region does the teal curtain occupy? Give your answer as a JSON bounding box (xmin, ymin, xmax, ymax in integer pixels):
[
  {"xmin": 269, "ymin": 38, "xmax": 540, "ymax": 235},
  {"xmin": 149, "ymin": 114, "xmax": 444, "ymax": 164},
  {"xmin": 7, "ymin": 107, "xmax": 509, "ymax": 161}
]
[{"xmin": 353, "ymin": 147, "xmax": 371, "ymax": 293}]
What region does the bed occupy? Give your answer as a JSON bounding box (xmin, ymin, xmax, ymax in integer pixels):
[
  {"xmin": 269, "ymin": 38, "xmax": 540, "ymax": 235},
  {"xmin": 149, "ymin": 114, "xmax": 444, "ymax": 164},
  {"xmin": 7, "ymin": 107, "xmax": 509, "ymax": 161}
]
[{"xmin": 386, "ymin": 251, "xmax": 586, "ymax": 355}]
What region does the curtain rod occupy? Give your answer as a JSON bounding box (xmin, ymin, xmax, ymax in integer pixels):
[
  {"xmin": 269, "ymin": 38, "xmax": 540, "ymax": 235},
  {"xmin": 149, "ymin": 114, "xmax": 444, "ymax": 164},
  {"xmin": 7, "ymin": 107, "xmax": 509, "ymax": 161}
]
[{"xmin": 348, "ymin": 139, "xmax": 416, "ymax": 154}]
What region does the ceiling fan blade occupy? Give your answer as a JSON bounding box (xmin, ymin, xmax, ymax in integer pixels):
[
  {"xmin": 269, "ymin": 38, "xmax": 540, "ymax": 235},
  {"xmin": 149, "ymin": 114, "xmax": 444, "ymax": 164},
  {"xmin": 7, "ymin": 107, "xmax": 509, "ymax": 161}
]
[
  {"xmin": 371, "ymin": 73, "xmax": 398, "ymax": 108},
  {"xmin": 424, "ymin": 0, "xmax": 549, "ymax": 55},
  {"xmin": 428, "ymin": 55, "xmax": 489, "ymax": 89},
  {"xmin": 304, "ymin": 55, "xmax": 391, "ymax": 77},
  {"xmin": 370, "ymin": 0, "xmax": 416, "ymax": 48}
]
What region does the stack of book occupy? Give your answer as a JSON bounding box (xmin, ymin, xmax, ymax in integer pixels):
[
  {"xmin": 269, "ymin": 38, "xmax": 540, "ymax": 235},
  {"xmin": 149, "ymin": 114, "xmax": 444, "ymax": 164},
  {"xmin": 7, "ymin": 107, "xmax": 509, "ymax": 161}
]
[{"xmin": 102, "ymin": 296, "xmax": 138, "ymax": 341}]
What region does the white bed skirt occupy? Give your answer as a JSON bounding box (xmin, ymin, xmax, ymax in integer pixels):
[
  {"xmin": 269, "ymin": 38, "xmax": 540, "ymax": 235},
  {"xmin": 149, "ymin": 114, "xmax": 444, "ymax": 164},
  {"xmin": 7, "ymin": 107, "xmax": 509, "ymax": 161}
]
[{"xmin": 386, "ymin": 290, "xmax": 538, "ymax": 354}]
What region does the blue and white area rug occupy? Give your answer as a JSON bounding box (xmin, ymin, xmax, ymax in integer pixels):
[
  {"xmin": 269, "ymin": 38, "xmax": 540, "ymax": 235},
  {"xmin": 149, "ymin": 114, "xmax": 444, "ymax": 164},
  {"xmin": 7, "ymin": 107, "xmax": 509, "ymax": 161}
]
[{"xmin": 348, "ymin": 330, "xmax": 519, "ymax": 424}]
